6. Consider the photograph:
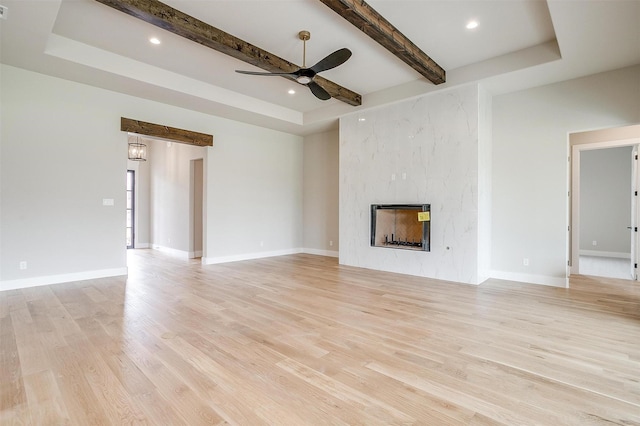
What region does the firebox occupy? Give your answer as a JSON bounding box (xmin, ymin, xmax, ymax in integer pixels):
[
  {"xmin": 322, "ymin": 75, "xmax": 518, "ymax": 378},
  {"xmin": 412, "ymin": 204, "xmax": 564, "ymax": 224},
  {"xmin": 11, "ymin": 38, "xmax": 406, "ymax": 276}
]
[{"xmin": 370, "ymin": 204, "xmax": 430, "ymax": 251}]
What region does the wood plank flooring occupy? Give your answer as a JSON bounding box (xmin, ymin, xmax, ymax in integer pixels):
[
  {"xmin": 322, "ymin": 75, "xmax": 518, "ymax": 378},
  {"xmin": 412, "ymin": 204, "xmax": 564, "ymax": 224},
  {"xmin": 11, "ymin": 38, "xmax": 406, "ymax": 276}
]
[{"xmin": 2, "ymin": 250, "xmax": 639, "ymax": 425}]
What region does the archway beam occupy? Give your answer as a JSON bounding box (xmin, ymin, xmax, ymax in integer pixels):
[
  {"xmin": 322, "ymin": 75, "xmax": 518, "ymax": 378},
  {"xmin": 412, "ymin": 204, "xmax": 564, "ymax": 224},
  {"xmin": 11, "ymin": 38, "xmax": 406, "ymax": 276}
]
[{"xmin": 121, "ymin": 117, "xmax": 213, "ymax": 147}]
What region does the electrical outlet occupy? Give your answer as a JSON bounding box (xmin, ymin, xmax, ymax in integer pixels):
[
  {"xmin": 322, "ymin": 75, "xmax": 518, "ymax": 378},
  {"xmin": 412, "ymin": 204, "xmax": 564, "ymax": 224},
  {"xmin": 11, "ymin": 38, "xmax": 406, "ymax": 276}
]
[
  {"xmin": 592, "ymin": 240, "xmax": 597, "ymax": 246},
  {"xmin": 523, "ymin": 258, "xmax": 529, "ymax": 266},
  {"xmin": 19, "ymin": 261, "xmax": 27, "ymax": 270},
  {"xmin": 391, "ymin": 173, "xmax": 396, "ymax": 181},
  {"xmin": 329, "ymin": 240, "xmax": 333, "ymax": 247},
  {"xmin": 402, "ymin": 172, "xmax": 407, "ymax": 180},
  {"xmin": 260, "ymin": 241, "xmax": 264, "ymax": 247}
]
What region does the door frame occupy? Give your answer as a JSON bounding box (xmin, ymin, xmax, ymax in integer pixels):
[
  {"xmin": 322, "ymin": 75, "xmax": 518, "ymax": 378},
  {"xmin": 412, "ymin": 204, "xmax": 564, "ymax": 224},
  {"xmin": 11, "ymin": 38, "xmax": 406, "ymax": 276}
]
[
  {"xmin": 188, "ymin": 158, "xmax": 205, "ymax": 259},
  {"xmin": 569, "ymin": 137, "xmax": 640, "ymax": 277},
  {"xmin": 631, "ymin": 146, "xmax": 638, "ymax": 279}
]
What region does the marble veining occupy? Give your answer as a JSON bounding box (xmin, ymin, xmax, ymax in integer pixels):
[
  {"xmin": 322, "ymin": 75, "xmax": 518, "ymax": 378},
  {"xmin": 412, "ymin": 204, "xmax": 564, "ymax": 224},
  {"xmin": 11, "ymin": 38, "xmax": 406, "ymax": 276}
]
[{"xmin": 339, "ymin": 84, "xmax": 488, "ymax": 284}]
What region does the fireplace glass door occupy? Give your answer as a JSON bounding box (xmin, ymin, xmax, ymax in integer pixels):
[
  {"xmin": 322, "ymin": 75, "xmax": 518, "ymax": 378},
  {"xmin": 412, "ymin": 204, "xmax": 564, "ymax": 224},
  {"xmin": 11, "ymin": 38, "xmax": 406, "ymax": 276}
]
[{"xmin": 371, "ymin": 204, "xmax": 430, "ymax": 251}]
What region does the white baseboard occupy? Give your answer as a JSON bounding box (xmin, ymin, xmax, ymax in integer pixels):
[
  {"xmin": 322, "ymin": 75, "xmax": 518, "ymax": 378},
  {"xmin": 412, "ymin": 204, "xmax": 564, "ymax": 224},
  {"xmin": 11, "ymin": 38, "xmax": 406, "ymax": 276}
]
[
  {"xmin": 152, "ymin": 245, "xmax": 190, "ymax": 259},
  {"xmin": 203, "ymin": 248, "xmax": 303, "ymax": 265},
  {"xmin": 489, "ymin": 270, "xmax": 568, "ymax": 288},
  {"xmin": 189, "ymin": 250, "xmax": 203, "ymax": 258},
  {"xmin": 0, "ymin": 267, "xmax": 128, "ymax": 292},
  {"xmin": 302, "ymin": 248, "xmax": 339, "ymax": 258},
  {"xmin": 579, "ymin": 250, "xmax": 631, "ymax": 259},
  {"xmin": 134, "ymin": 243, "xmax": 150, "ymax": 249}
]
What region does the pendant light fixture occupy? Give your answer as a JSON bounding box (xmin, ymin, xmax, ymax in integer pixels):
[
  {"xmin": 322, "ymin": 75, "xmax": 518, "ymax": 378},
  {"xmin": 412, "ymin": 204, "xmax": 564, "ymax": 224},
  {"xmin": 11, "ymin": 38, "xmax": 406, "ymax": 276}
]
[{"xmin": 128, "ymin": 136, "xmax": 147, "ymax": 161}]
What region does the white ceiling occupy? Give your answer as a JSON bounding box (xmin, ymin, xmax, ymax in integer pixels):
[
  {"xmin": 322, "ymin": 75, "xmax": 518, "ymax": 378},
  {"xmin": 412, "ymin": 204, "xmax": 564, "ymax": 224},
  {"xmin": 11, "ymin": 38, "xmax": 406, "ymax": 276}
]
[{"xmin": 1, "ymin": 0, "xmax": 638, "ymax": 135}]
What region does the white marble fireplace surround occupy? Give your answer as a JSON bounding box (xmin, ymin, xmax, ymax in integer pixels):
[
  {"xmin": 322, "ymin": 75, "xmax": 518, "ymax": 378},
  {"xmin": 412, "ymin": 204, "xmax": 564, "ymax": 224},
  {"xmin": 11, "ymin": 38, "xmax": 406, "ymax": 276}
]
[{"xmin": 339, "ymin": 84, "xmax": 491, "ymax": 285}]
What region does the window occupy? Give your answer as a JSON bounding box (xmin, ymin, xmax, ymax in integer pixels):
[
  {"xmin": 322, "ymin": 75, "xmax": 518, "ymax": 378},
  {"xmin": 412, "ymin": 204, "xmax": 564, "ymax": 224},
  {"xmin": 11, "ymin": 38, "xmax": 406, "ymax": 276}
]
[{"xmin": 126, "ymin": 170, "xmax": 135, "ymax": 249}]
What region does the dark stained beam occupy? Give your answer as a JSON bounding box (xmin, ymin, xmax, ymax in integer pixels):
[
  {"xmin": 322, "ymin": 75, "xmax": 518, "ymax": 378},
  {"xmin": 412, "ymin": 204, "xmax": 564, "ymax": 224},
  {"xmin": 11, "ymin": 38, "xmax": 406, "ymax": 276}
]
[
  {"xmin": 317, "ymin": 0, "xmax": 446, "ymax": 85},
  {"xmin": 95, "ymin": 0, "xmax": 362, "ymax": 106},
  {"xmin": 121, "ymin": 117, "xmax": 213, "ymax": 147}
]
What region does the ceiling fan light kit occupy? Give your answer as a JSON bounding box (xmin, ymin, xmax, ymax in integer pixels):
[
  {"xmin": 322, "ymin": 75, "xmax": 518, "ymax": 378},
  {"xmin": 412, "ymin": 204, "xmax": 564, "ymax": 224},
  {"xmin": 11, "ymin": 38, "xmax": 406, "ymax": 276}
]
[{"xmin": 235, "ymin": 30, "xmax": 351, "ymax": 101}]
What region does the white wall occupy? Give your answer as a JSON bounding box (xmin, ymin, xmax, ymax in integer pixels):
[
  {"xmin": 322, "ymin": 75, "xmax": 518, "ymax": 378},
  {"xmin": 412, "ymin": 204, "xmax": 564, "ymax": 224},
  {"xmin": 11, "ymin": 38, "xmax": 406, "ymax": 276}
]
[
  {"xmin": 149, "ymin": 139, "xmax": 206, "ymax": 257},
  {"xmin": 303, "ymin": 129, "xmax": 339, "ymax": 257},
  {"xmin": 580, "ymin": 146, "xmax": 632, "ymax": 255},
  {"xmin": 203, "ymin": 123, "xmax": 303, "ymax": 264},
  {"xmin": 340, "ymin": 84, "xmax": 490, "ymax": 285},
  {"xmin": 1, "ymin": 66, "xmax": 128, "ymax": 286},
  {"xmin": 0, "ymin": 65, "xmax": 303, "ymax": 289},
  {"xmin": 492, "ymin": 65, "xmax": 640, "ymax": 286},
  {"xmin": 4, "ymin": 62, "xmax": 638, "ymax": 290}
]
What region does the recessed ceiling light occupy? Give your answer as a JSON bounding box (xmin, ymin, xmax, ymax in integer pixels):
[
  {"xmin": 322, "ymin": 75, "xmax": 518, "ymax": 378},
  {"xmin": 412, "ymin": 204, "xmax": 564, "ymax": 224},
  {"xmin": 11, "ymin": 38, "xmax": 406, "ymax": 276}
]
[
  {"xmin": 149, "ymin": 37, "xmax": 161, "ymax": 45},
  {"xmin": 358, "ymin": 117, "xmax": 366, "ymax": 122},
  {"xmin": 466, "ymin": 20, "xmax": 479, "ymax": 30},
  {"xmin": 288, "ymin": 89, "xmax": 296, "ymax": 95}
]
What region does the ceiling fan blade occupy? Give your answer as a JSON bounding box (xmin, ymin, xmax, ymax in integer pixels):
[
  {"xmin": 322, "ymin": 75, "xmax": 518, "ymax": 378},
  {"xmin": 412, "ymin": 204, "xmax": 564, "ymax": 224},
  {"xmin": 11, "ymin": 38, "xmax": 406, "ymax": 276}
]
[
  {"xmin": 309, "ymin": 48, "xmax": 352, "ymax": 73},
  {"xmin": 308, "ymin": 81, "xmax": 331, "ymax": 101},
  {"xmin": 235, "ymin": 70, "xmax": 297, "ymax": 77}
]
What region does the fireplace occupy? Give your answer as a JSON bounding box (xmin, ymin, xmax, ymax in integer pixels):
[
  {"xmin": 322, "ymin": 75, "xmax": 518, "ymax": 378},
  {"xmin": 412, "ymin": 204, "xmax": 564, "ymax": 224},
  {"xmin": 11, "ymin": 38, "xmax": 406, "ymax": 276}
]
[{"xmin": 371, "ymin": 204, "xmax": 430, "ymax": 251}]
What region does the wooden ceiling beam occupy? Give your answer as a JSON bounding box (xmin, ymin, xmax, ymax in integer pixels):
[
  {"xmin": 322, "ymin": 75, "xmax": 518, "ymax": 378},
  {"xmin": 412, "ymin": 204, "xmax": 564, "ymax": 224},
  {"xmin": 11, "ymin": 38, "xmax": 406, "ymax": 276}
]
[
  {"xmin": 317, "ymin": 0, "xmax": 446, "ymax": 85},
  {"xmin": 94, "ymin": 0, "xmax": 362, "ymax": 106},
  {"xmin": 121, "ymin": 117, "xmax": 213, "ymax": 146}
]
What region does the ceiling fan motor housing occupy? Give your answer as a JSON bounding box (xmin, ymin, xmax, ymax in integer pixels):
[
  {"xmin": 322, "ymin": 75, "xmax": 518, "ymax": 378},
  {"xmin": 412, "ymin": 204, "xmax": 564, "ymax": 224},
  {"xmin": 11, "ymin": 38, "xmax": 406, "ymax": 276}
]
[
  {"xmin": 236, "ymin": 29, "xmax": 349, "ymax": 100},
  {"xmin": 296, "ymin": 68, "xmax": 316, "ymax": 85}
]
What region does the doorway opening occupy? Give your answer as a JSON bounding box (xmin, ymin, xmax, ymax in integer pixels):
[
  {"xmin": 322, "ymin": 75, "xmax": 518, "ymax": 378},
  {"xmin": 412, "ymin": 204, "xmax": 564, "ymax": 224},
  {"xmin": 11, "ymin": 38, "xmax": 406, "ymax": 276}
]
[
  {"xmin": 122, "ymin": 119, "xmax": 212, "ymax": 267},
  {"xmin": 578, "ymin": 147, "xmax": 634, "ymax": 279},
  {"xmin": 569, "ymin": 125, "xmax": 640, "ymax": 281}
]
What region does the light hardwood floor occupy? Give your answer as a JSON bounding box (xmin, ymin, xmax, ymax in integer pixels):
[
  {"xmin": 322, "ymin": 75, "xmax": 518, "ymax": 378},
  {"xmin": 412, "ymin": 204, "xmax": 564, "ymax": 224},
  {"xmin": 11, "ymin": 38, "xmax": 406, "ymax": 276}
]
[{"xmin": 2, "ymin": 250, "xmax": 639, "ymax": 425}]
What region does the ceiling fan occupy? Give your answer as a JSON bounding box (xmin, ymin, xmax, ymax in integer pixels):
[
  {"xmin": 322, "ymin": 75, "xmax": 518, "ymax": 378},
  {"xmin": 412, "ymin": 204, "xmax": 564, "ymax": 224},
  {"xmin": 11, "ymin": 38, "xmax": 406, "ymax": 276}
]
[{"xmin": 235, "ymin": 31, "xmax": 352, "ymax": 101}]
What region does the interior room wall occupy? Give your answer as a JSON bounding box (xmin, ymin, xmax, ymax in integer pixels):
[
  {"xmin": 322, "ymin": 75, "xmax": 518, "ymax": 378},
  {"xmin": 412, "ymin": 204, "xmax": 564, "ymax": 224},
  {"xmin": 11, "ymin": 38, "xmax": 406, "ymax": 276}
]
[
  {"xmin": 579, "ymin": 146, "xmax": 632, "ymax": 256},
  {"xmin": 203, "ymin": 124, "xmax": 303, "ymax": 264},
  {"xmin": 1, "ymin": 66, "xmax": 128, "ymax": 286},
  {"xmin": 339, "ymin": 84, "xmax": 489, "ymax": 285},
  {"xmin": 492, "ymin": 65, "xmax": 640, "ymax": 286},
  {"xmin": 303, "ymin": 129, "xmax": 339, "ymax": 256},
  {"xmin": 1, "ymin": 64, "xmax": 304, "ymax": 289},
  {"xmin": 149, "ymin": 139, "xmax": 206, "ymax": 257},
  {"xmin": 3, "ymin": 61, "xmax": 637, "ymax": 290}
]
